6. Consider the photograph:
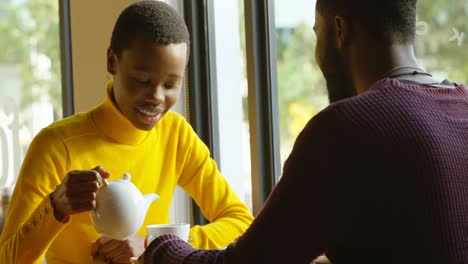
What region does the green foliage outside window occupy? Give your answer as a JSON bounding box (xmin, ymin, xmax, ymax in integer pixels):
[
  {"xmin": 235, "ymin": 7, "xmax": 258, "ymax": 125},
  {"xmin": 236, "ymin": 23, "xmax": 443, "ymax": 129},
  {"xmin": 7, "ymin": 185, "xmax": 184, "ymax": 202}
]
[{"xmin": 0, "ymin": 0, "xmax": 61, "ymax": 117}]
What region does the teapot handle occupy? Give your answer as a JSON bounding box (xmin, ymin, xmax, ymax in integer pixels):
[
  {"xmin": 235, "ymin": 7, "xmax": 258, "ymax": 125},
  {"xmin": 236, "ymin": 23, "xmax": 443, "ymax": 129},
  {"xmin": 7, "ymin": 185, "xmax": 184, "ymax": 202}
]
[
  {"xmin": 98, "ymin": 173, "xmax": 109, "ymax": 187},
  {"xmin": 101, "ymin": 178, "xmax": 109, "ymax": 186}
]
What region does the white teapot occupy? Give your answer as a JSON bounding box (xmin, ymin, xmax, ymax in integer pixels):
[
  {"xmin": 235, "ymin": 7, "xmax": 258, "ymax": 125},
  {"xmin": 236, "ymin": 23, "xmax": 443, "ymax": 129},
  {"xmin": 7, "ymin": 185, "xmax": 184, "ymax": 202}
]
[{"xmin": 90, "ymin": 173, "xmax": 159, "ymax": 240}]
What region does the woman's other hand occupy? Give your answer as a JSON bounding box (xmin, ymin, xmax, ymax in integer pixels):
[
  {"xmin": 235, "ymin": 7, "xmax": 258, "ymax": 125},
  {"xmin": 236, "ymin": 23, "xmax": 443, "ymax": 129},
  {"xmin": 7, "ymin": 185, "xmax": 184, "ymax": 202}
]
[{"xmin": 91, "ymin": 235, "xmax": 146, "ymax": 264}]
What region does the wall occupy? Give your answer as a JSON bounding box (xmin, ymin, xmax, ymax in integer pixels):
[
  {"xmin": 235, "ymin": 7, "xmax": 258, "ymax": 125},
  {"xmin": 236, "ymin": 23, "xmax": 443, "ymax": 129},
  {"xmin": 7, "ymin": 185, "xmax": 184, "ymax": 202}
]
[{"xmin": 70, "ymin": 0, "xmax": 135, "ymax": 113}]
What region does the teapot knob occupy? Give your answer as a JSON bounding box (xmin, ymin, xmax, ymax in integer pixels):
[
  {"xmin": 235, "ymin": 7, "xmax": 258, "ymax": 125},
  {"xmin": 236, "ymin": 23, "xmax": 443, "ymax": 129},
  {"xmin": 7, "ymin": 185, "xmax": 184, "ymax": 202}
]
[{"xmin": 123, "ymin": 173, "xmax": 131, "ymax": 181}]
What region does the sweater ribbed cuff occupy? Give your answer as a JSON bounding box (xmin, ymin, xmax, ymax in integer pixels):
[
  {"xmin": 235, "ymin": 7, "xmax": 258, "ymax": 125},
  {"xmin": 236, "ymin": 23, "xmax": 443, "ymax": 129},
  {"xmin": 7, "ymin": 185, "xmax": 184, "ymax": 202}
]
[{"xmin": 144, "ymin": 234, "xmax": 195, "ymax": 264}]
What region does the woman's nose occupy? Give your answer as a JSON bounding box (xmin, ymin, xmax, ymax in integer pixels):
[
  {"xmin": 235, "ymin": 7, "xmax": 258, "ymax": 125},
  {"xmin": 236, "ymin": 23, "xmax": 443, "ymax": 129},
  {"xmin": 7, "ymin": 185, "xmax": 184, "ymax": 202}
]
[{"xmin": 149, "ymin": 86, "xmax": 165, "ymax": 103}]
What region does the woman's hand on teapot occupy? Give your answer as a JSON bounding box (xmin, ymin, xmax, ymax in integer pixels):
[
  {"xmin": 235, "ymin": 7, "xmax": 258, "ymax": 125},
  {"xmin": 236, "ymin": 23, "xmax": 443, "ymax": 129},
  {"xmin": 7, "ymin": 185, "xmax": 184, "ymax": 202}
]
[
  {"xmin": 50, "ymin": 165, "xmax": 111, "ymax": 221},
  {"xmin": 91, "ymin": 235, "xmax": 145, "ymax": 264}
]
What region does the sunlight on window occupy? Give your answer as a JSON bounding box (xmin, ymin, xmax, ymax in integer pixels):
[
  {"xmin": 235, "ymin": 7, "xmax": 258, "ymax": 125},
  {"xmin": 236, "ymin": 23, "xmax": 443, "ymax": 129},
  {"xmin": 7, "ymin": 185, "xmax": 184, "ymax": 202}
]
[{"xmin": 0, "ymin": 0, "xmax": 62, "ymax": 201}]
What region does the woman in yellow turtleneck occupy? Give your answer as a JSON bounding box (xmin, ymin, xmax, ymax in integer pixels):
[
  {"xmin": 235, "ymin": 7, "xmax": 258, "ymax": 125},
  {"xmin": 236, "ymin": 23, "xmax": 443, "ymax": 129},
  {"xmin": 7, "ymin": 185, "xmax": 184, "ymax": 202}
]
[{"xmin": 0, "ymin": 1, "xmax": 253, "ymax": 263}]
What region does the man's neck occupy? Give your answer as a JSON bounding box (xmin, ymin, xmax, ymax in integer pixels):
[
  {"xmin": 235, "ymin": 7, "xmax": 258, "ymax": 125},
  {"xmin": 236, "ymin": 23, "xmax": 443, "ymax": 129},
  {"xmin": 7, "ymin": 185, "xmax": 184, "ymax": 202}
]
[{"xmin": 351, "ymin": 43, "xmax": 420, "ymax": 94}]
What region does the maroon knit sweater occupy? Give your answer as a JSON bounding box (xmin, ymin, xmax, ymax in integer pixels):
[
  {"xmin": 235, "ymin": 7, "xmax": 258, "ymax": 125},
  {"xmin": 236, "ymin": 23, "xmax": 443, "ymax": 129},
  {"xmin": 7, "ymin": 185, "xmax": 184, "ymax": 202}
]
[{"xmin": 143, "ymin": 79, "xmax": 468, "ymax": 264}]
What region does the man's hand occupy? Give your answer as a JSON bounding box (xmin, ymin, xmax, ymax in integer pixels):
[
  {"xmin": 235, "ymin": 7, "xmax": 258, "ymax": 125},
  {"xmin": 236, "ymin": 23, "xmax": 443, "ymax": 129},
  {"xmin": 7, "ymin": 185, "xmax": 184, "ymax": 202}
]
[
  {"xmin": 91, "ymin": 235, "xmax": 146, "ymax": 264},
  {"xmin": 50, "ymin": 165, "xmax": 110, "ymax": 221}
]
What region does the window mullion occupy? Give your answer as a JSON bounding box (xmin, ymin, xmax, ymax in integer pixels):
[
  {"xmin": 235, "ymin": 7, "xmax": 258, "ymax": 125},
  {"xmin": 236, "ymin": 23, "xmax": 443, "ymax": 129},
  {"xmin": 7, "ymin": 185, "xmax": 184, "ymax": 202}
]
[{"xmin": 244, "ymin": 0, "xmax": 281, "ymax": 215}]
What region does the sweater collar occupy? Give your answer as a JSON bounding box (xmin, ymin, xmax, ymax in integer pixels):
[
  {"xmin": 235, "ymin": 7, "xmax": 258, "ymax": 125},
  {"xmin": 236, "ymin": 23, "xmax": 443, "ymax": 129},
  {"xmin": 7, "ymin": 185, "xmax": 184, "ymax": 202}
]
[
  {"xmin": 90, "ymin": 81, "xmax": 150, "ymax": 145},
  {"xmin": 374, "ymin": 78, "xmax": 468, "ymax": 98}
]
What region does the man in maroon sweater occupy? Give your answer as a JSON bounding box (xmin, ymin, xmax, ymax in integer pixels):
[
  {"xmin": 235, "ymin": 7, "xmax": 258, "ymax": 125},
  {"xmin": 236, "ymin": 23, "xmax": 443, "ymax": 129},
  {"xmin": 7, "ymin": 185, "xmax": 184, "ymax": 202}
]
[{"xmin": 140, "ymin": 0, "xmax": 468, "ymax": 263}]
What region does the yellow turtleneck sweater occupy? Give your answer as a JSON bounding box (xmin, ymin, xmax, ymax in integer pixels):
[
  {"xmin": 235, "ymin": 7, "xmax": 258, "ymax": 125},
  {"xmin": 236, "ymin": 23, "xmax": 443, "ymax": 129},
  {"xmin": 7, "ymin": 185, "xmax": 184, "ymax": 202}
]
[{"xmin": 0, "ymin": 85, "xmax": 253, "ymax": 264}]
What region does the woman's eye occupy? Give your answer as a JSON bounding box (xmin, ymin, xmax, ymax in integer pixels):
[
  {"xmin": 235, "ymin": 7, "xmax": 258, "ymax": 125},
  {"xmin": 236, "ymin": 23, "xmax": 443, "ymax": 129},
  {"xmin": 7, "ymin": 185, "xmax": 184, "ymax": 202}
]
[
  {"xmin": 133, "ymin": 78, "xmax": 151, "ymax": 86},
  {"xmin": 164, "ymin": 83, "xmax": 176, "ymax": 89}
]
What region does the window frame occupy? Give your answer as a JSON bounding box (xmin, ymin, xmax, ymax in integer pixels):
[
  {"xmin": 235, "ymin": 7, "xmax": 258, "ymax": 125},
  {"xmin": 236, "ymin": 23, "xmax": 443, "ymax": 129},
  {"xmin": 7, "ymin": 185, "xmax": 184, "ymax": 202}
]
[
  {"xmin": 244, "ymin": 0, "xmax": 281, "ymax": 215},
  {"xmin": 183, "ymin": 0, "xmax": 281, "ymax": 216},
  {"xmin": 59, "ymin": 0, "xmax": 74, "ymax": 118},
  {"xmin": 183, "ymin": 0, "xmax": 220, "ymax": 225}
]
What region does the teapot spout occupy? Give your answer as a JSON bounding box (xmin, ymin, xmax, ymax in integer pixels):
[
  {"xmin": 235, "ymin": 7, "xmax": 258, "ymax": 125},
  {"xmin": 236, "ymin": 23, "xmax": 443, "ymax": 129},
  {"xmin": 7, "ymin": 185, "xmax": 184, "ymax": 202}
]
[{"xmin": 144, "ymin": 193, "xmax": 160, "ymax": 206}]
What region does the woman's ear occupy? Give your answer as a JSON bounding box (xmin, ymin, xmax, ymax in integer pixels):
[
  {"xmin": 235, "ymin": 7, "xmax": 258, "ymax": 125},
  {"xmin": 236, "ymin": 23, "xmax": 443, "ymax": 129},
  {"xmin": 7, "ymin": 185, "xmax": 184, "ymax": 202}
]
[
  {"xmin": 334, "ymin": 16, "xmax": 352, "ymax": 49},
  {"xmin": 107, "ymin": 47, "xmax": 117, "ymax": 75}
]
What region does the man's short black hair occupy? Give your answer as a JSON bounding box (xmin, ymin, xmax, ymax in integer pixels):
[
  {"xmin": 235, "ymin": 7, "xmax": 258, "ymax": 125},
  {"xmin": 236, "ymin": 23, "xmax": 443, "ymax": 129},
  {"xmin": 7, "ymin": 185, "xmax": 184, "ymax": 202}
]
[
  {"xmin": 110, "ymin": 0, "xmax": 190, "ymax": 55},
  {"xmin": 316, "ymin": 0, "xmax": 417, "ymax": 43}
]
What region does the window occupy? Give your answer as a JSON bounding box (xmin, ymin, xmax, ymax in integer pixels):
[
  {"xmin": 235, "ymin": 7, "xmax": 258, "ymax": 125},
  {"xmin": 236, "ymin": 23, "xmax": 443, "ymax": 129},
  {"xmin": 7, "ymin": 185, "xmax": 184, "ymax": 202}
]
[
  {"xmin": 274, "ymin": 0, "xmax": 328, "ymax": 166},
  {"xmin": 415, "ymin": 0, "xmax": 468, "ymax": 84},
  {"xmin": 0, "ymin": 0, "xmax": 62, "ymax": 191},
  {"xmin": 213, "ymin": 0, "xmax": 253, "ymax": 211},
  {"xmin": 0, "ymin": 0, "xmax": 63, "ymax": 235}
]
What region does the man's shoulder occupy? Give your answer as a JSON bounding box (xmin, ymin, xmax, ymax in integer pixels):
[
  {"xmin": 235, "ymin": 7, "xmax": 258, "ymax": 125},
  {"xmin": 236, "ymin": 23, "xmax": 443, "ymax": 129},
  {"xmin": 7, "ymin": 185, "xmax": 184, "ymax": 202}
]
[
  {"xmin": 323, "ymin": 80, "xmax": 451, "ymax": 137},
  {"xmin": 328, "ymin": 81, "xmax": 415, "ymax": 117}
]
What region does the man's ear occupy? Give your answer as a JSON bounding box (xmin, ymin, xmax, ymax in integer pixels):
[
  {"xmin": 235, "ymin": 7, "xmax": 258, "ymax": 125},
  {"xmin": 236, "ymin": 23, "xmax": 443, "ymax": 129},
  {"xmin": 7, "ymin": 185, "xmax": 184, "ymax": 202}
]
[
  {"xmin": 334, "ymin": 16, "xmax": 352, "ymax": 49},
  {"xmin": 107, "ymin": 47, "xmax": 117, "ymax": 75}
]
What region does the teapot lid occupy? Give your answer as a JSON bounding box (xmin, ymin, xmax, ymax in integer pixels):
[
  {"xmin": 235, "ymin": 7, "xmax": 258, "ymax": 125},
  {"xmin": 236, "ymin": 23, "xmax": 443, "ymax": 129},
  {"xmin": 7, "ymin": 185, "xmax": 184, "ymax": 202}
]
[{"xmin": 101, "ymin": 172, "xmax": 131, "ymax": 187}]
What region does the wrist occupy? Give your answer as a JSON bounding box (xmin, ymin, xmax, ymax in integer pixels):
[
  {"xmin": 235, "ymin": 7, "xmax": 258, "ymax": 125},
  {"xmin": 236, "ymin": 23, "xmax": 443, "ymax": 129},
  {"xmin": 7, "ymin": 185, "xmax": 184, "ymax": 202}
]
[{"xmin": 49, "ymin": 189, "xmax": 69, "ymax": 222}]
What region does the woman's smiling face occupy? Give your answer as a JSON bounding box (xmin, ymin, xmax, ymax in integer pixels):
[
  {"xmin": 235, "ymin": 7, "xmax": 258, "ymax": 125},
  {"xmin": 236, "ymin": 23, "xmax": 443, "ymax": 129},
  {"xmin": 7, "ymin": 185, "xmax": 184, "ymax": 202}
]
[{"xmin": 107, "ymin": 33, "xmax": 188, "ymax": 131}]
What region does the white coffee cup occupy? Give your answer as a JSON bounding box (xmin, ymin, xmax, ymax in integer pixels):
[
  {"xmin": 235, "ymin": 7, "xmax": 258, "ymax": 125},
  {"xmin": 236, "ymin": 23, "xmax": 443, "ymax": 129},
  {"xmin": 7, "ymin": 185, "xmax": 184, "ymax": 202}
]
[{"xmin": 145, "ymin": 223, "xmax": 190, "ymax": 247}]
